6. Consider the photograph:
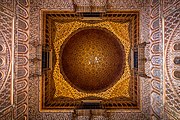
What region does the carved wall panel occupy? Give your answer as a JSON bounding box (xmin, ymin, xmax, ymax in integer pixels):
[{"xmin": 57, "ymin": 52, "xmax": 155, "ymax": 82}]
[
  {"xmin": 149, "ymin": 0, "xmax": 165, "ymax": 119},
  {"xmin": 0, "ymin": 0, "xmax": 30, "ymax": 120},
  {"xmin": 14, "ymin": 0, "xmax": 30, "ymax": 119},
  {"xmin": 163, "ymin": 0, "xmax": 180, "ymax": 119},
  {"xmin": 0, "ymin": 2, "xmax": 14, "ymax": 120},
  {"xmin": 0, "ymin": 0, "xmax": 14, "ymax": 12}
]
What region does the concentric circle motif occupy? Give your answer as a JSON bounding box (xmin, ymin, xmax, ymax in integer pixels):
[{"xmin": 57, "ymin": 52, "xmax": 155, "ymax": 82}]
[{"xmin": 60, "ymin": 28, "xmax": 125, "ymax": 92}]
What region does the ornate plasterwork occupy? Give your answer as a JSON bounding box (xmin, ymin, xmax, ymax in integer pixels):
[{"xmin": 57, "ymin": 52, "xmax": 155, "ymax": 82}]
[
  {"xmin": 150, "ymin": 0, "xmax": 180, "ymax": 119},
  {"xmin": 163, "ymin": 2, "xmax": 180, "ymax": 119},
  {"xmin": 149, "ymin": 0, "xmax": 164, "ymax": 119},
  {"xmin": 29, "ymin": 0, "xmax": 151, "ymax": 119},
  {"xmin": 2, "ymin": 0, "xmax": 179, "ymax": 119},
  {"xmin": 0, "ymin": 5, "xmax": 13, "ymax": 114},
  {"xmin": 41, "ymin": 12, "xmax": 140, "ymax": 110},
  {"xmin": 0, "ymin": 0, "xmax": 29, "ymax": 119},
  {"xmin": 54, "ymin": 21, "xmax": 130, "ymax": 99}
]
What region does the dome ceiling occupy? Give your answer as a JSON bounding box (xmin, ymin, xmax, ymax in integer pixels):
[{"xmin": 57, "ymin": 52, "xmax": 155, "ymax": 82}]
[
  {"xmin": 61, "ymin": 28, "xmax": 125, "ymax": 92},
  {"xmin": 41, "ymin": 12, "xmax": 140, "ymax": 109}
]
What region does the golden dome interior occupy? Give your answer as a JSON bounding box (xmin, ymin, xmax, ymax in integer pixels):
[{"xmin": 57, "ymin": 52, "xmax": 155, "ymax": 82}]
[{"xmin": 60, "ymin": 28, "xmax": 125, "ymax": 93}]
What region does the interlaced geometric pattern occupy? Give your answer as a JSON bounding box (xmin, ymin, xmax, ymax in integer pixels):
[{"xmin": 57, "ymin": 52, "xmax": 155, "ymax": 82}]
[{"xmin": 41, "ymin": 11, "xmax": 140, "ymax": 110}]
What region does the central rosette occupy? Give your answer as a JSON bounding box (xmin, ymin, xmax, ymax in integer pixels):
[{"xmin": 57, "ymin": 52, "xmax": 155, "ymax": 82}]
[{"xmin": 60, "ymin": 28, "xmax": 125, "ymax": 93}]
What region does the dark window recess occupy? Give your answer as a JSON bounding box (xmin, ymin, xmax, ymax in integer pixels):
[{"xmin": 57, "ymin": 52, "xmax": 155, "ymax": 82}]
[
  {"xmin": 82, "ymin": 12, "xmax": 101, "ymax": 17},
  {"xmin": 42, "ymin": 51, "xmax": 49, "ymax": 69},
  {"xmin": 77, "ymin": 102, "xmax": 102, "ymax": 109},
  {"xmin": 134, "ymin": 51, "xmax": 138, "ymax": 68}
]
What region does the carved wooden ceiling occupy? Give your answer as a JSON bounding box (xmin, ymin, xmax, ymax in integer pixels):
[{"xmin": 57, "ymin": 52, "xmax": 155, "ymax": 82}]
[{"xmin": 41, "ymin": 11, "xmax": 140, "ymax": 110}]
